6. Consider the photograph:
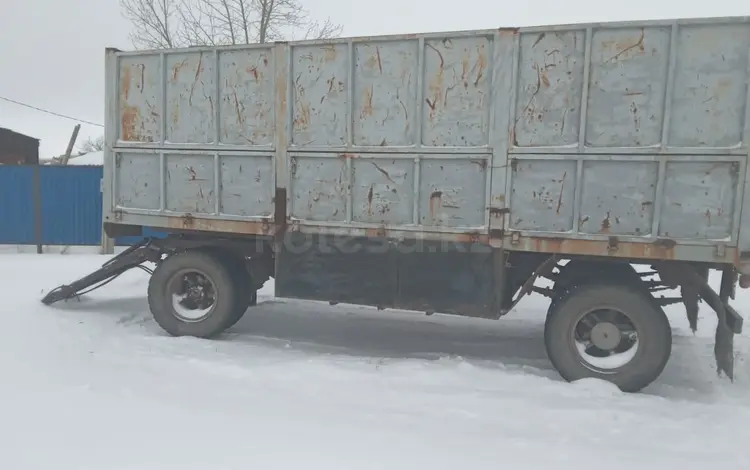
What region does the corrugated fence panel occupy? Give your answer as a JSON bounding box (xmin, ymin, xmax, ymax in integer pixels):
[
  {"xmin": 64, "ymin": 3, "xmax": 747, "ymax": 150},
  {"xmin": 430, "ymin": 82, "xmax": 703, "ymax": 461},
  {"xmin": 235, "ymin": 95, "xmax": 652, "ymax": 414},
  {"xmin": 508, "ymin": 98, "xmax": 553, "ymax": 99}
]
[
  {"xmin": 0, "ymin": 164, "xmax": 168, "ymax": 247},
  {"xmin": 39, "ymin": 166, "xmax": 103, "ymax": 245},
  {"xmin": 0, "ymin": 166, "xmax": 35, "ymax": 244}
]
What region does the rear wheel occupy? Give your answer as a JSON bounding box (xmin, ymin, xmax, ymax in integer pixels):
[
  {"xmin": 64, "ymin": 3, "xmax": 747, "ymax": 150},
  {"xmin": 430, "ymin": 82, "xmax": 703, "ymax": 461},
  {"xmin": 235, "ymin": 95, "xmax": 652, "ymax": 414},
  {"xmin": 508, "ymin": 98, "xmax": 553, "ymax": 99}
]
[
  {"xmin": 544, "ymin": 282, "xmax": 672, "ymax": 393},
  {"xmin": 147, "ymin": 250, "xmax": 238, "ymax": 338}
]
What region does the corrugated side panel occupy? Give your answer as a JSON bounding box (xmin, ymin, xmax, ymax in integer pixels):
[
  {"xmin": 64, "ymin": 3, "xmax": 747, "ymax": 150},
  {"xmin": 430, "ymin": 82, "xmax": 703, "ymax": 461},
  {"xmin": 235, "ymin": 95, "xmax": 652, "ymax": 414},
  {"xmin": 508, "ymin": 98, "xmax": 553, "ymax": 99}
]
[
  {"xmin": 506, "ymin": 20, "xmax": 749, "ymax": 256},
  {"xmin": 0, "ymin": 166, "xmax": 35, "ymax": 244},
  {"xmin": 39, "ymin": 166, "xmax": 103, "ymax": 245}
]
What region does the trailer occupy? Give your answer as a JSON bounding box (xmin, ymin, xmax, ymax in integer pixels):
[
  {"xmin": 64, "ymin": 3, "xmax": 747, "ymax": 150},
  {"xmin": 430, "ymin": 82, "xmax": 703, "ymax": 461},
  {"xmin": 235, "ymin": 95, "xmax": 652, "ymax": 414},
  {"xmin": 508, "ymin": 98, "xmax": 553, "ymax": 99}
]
[{"xmin": 43, "ymin": 15, "xmax": 749, "ymax": 392}]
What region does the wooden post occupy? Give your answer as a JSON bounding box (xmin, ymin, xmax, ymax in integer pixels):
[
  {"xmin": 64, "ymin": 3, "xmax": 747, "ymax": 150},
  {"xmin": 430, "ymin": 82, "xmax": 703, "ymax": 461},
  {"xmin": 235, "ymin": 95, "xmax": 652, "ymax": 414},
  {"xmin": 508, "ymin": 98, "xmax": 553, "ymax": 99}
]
[
  {"xmin": 59, "ymin": 124, "xmax": 81, "ymax": 166},
  {"xmin": 32, "ymin": 165, "xmax": 42, "ymax": 254}
]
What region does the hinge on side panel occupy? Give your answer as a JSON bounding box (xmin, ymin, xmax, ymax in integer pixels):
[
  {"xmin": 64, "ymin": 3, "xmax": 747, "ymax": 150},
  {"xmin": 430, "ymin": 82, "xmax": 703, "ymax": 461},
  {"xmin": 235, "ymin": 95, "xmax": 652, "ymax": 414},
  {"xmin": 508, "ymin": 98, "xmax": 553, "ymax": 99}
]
[{"xmin": 716, "ymin": 243, "xmax": 726, "ymax": 258}]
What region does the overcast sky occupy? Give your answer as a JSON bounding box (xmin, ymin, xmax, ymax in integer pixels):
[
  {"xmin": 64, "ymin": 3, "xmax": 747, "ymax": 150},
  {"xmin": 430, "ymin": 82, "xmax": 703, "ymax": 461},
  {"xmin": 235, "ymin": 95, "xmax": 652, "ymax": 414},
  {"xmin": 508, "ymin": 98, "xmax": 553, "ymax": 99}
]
[{"xmin": 1, "ymin": 0, "xmax": 747, "ymax": 157}]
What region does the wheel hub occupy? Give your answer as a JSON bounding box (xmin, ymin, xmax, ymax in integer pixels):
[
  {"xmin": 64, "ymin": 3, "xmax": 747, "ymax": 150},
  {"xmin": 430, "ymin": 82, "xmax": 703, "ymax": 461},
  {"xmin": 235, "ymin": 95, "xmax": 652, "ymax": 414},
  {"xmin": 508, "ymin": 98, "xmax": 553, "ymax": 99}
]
[{"xmin": 590, "ymin": 322, "xmax": 621, "ymax": 351}]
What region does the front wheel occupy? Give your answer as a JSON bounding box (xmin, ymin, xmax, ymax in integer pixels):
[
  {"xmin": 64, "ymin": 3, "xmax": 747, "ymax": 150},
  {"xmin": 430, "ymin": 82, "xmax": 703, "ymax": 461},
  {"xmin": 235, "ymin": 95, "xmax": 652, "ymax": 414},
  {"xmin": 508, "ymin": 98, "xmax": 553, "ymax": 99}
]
[
  {"xmin": 544, "ymin": 282, "xmax": 672, "ymax": 393},
  {"xmin": 147, "ymin": 250, "xmax": 238, "ymax": 338}
]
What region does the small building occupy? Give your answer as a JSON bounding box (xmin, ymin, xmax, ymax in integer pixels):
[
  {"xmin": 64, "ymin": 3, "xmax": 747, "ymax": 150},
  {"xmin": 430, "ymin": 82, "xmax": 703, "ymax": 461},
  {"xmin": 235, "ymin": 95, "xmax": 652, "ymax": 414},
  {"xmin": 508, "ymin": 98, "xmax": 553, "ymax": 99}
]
[{"xmin": 0, "ymin": 127, "xmax": 40, "ymax": 165}]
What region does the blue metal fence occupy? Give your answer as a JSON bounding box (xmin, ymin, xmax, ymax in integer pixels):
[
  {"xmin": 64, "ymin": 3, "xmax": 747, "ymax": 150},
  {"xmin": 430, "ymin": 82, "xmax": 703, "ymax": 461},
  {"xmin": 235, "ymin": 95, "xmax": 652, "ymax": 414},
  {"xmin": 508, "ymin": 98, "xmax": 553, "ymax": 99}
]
[
  {"xmin": 0, "ymin": 164, "xmax": 164, "ymax": 247},
  {"xmin": 39, "ymin": 165, "xmax": 103, "ymax": 245},
  {"xmin": 0, "ymin": 166, "xmax": 35, "ymax": 244}
]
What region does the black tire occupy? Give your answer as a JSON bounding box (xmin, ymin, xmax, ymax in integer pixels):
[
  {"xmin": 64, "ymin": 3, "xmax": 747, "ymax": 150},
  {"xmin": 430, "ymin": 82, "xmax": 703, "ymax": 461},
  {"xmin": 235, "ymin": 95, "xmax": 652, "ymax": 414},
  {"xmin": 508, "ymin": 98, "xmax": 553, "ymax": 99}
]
[
  {"xmin": 147, "ymin": 250, "xmax": 238, "ymax": 338},
  {"xmin": 544, "ymin": 282, "xmax": 672, "ymax": 393}
]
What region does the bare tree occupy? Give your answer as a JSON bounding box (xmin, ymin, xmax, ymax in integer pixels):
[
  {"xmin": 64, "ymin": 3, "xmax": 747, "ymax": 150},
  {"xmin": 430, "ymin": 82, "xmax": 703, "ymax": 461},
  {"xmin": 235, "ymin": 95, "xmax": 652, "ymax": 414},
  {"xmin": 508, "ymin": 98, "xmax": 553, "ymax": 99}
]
[
  {"xmin": 120, "ymin": 0, "xmax": 342, "ymax": 49},
  {"xmin": 79, "ymin": 135, "xmax": 105, "ymax": 154},
  {"xmin": 120, "ymin": 0, "xmax": 182, "ymax": 49}
]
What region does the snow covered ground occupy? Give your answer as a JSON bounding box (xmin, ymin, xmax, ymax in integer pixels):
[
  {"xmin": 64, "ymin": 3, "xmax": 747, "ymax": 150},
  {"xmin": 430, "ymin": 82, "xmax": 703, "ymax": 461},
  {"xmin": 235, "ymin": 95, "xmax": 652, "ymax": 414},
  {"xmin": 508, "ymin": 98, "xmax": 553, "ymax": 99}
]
[{"xmin": 1, "ymin": 251, "xmax": 749, "ymax": 470}]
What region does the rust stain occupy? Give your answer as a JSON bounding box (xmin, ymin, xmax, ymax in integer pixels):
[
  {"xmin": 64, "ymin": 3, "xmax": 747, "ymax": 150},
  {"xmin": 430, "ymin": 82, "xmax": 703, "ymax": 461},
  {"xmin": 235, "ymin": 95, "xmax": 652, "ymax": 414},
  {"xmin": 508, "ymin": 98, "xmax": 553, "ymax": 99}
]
[
  {"xmin": 323, "ymin": 45, "xmax": 337, "ymax": 62},
  {"xmin": 425, "ymin": 42, "xmax": 445, "ymax": 119},
  {"xmin": 473, "ymin": 45, "xmax": 486, "ymax": 87},
  {"xmin": 167, "ymin": 215, "xmax": 274, "ymax": 236},
  {"xmin": 517, "ymin": 235, "xmax": 678, "ymax": 261},
  {"xmin": 498, "ymin": 28, "xmax": 519, "ymax": 37},
  {"xmin": 602, "ymin": 29, "xmax": 646, "ymax": 63},
  {"xmin": 233, "ymin": 92, "xmax": 244, "ymax": 125},
  {"xmin": 121, "ymin": 105, "xmax": 139, "ymax": 141},
  {"xmin": 428, "ymin": 190, "xmax": 443, "ymax": 218},
  {"xmin": 121, "ymin": 65, "xmax": 131, "ymax": 100},
  {"xmin": 247, "ymin": 66, "xmax": 259, "ymax": 81},
  {"xmin": 540, "ymin": 70, "xmax": 550, "ymax": 88},
  {"xmin": 600, "ymin": 211, "xmax": 611, "ymax": 233},
  {"xmin": 461, "ymin": 54, "xmax": 469, "ymax": 86},
  {"xmin": 189, "ymin": 53, "xmax": 203, "ymax": 106},
  {"xmin": 364, "ymin": 227, "xmax": 388, "ymax": 238},
  {"xmin": 171, "ymin": 59, "xmax": 189, "ymax": 81},
  {"xmin": 361, "ymin": 85, "xmax": 374, "ymax": 118}
]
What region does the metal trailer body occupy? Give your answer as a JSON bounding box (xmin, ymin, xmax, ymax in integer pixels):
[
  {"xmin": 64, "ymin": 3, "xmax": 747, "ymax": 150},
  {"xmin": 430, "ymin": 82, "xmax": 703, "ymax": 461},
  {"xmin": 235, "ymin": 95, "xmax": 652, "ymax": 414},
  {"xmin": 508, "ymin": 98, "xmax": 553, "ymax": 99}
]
[
  {"xmin": 104, "ymin": 16, "xmax": 750, "ymax": 270},
  {"xmin": 43, "ymin": 15, "xmax": 749, "ymax": 392}
]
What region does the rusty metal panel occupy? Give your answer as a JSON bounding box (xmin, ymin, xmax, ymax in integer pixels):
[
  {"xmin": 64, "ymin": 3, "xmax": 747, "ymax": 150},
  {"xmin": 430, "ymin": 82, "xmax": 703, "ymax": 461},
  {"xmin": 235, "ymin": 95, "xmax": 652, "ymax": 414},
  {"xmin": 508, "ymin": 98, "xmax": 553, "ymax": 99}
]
[
  {"xmin": 669, "ymin": 24, "xmax": 750, "ymax": 148},
  {"xmin": 352, "ymin": 158, "xmax": 413, "ymax": 225},
  {"xmin": 509, "ymin": 159, "xmax": 577, "ymax": 232},
  {"xmin": 578, "ymin": 160, "xmax": 658, "ymax": 236},
  {"xmin": 419, "ymin": 158, "xmax": 487, "ymax": 227},
  {"xmin": 659, "ymin": 161, "xmax": 738, "ymax": 239},
  {"xmin": 165, "ymin": 154, "xmax": 216, "ymax": 214},
  {"xmin": 118, "ymin": 54, "xmax": 161, "ymax": 143},
  {"xmin": 114, "ymin": 152, "xmax": 161, "ymax": 210},
  {"xmin": 290, "ymin": 44, "xmax": 349, "ymax": 147},
  {"xmin": 289, "ymin": 155, "xmax": 348, "ymax": 222},
  {"xmin": 220, "ymin": 155, "xmax": 274, "ymax": 217},
  {"xmin": 353, "ymin": 41, "xmax": 418, "ymax": 146},
  {"xmin": 421, "ymin": 36, "xmax": 492, "ymax": 147},
  {"xmin": 218, "ymin": 48, "xmax": 275, "ymax": 146},
  {"xmin": 505, "ymin": 154, "xmax": 744, "ymax": 248},
  {"xmin": 586, "ymin": 27, "xmax": 671, "ymax": 147},
  {"xmin": 513, "ymin": 30, "xmax": 585, "ymax": 147},
  {"xmin": 165, "ymin": 52, "xmax": 216, "ymax": 144}
]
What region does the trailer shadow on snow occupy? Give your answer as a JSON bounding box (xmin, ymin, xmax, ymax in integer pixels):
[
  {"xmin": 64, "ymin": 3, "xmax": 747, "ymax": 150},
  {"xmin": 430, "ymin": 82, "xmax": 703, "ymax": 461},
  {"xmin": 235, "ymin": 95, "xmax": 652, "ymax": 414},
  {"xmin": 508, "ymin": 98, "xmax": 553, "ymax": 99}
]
[{"xmin": 46, "ymin": 286, "xmax": 747, "ymax": 404}]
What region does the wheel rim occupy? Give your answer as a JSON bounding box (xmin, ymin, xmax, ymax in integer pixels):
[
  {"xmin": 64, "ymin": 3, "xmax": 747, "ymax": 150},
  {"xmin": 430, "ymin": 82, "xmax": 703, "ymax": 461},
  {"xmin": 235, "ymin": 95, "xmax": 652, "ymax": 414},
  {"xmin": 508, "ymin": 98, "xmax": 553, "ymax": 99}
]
[
  {"xmin": 571, "ymin": 308, "xmax": 639, "ymax": 374},
  {"xmin": 167, "ymin": 268, "xmax": 217, "ymax": 322}
]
